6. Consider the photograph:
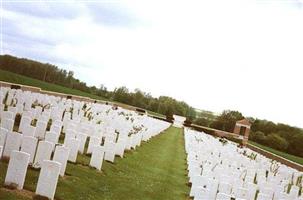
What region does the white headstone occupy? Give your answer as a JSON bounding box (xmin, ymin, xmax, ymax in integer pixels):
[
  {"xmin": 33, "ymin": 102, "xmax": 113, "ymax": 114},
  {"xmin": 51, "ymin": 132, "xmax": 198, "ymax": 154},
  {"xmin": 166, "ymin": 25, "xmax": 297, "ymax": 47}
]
[
  {"xmin": 45, "ymin": 132, "xmax": 59, "ymax": 149},
  {"xmin": 19, "ymin": 116, "xmax": 32, "ymax": 133},
  {"xmin": 22, "ymin": 124, "xmax": 36, "ymax": 137},
  {"xmin": 1, "ymin": 118, "xmax": 14, "ymax": 132},
  {"xmin": 87, "ymin": 136, "xmax": 101, "ymax": 154},
  {"xmin": 35, "ymin": 120, "xmax": 47, "ymax": 139},
  {"xmin": 89, "ymin": 146, "xmax": 105, "ymax": 170},
  {"xmin": 53, "ymin": 145, "xmax": 69, "ymax": 176},
  {"xmin": 0, "ymin": 127, "xmax": 8, "ymax": 147},
  {"xmin": 65, "ymin": 138, "xmax": 80, "ymax": 163},
  {"xmin": 3, "ymin": 131, "xmax": 22, "ymax": 158},
  {"xmin": 104, "ymin": 141, "xmax": 116, "ymax": 163},
  {"xmin": 34, "ymin": 141, "xmax": 53, "ymax": 168},
  {"xmin": 35, "ymin": 160, "xmax": 61, "ymax": 200},
  {"xmin": 76, "ymin": 133, "xmax": 87, "ymax": 154},
  {"xmin": 21, "ymin": 136, "xmax": 38, "ymax": 164},
  {"xmin": 115, "ymin": 138, "xmax": 126, "ymax": 158},
  {"xmin": 4, "ymin": 150, "xmax": 30, "ymax": 189},
  {"xmin": 64, "ymin": 129, "xmax": 76, "ymax": 145}
]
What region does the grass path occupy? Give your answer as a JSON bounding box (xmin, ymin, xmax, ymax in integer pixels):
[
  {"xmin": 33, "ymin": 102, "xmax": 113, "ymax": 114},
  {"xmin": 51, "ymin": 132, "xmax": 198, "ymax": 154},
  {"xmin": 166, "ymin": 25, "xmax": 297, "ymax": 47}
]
[{"xmin": 0, "ymin": 126, "xmax": 189, "ymax": 200}]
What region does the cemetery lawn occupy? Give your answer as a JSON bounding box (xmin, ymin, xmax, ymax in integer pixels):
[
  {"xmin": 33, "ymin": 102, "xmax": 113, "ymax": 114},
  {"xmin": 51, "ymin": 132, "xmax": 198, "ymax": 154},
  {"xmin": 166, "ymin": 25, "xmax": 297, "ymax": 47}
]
[
  {"xmin": 0, "ymin": 126, "xmax": 190, "ymax": 200},
  {"xmin": 249, "ymin": 141, "xmax": 303, "ymax": 165}
]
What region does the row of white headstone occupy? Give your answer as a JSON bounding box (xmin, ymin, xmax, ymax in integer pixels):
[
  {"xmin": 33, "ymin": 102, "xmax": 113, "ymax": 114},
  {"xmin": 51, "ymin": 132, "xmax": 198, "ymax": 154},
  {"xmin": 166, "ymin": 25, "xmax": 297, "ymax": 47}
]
[
  {"xmin": 0, "ymin": 86, "xmax": 171, "ymax": 199},
  {"xmin": 184, "ymin": 128, "xmax": 303, "ymax": 200}
]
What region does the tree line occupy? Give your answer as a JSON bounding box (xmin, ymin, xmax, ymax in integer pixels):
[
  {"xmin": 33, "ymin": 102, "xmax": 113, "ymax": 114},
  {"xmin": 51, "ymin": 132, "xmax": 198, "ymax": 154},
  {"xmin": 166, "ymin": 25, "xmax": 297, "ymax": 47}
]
[
  {"xmin": 0, "ymin": 54, "xmax": 196, "ymax": 119},
  {"xmin": 1, "ymin": 54, "xmax": 302, "ymax": 158}
]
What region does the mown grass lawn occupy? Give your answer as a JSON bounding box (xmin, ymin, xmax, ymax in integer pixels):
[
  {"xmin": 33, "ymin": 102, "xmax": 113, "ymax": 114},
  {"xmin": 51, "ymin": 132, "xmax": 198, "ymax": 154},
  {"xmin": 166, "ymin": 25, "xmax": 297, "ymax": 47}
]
[
  {"xmin": 248, "ymin": 141, "xmax": 303, "ymax": 165},
  {"xmin": 0, "ymin": 127, "xmax": 189, "ymax": 200}
]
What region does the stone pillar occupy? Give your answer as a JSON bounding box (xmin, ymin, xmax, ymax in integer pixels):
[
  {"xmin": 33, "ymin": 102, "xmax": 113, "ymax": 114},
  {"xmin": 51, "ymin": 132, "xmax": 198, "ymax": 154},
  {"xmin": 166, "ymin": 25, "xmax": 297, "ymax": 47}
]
[
  {"xmin": 21, "ymin": 136, "xmax": 38, "ymax": 164},
  {"xmin": 35, "ymin": 160, "xmax": 61, "ymax": 200},
  {"xmin": 89, "ymin": 146, "xmax": 105, "ymax": 170},
  {"xmin": 242, "ymin": 127, "xmax": 251, "ymax": 146},
  {"xmin": 4, "ymin": 151, "xmax": 30, "ymax": 189},
  {"xmin": 244, "ymin": 127, "xmax": 250, "ymax": 138},
  {"xmin": 233, "ymin": 124, "xmax": 241, "ymax": 135},
  {"xmin": 53, "ymin": 145, "xmax": 69, "ymax": 176}
]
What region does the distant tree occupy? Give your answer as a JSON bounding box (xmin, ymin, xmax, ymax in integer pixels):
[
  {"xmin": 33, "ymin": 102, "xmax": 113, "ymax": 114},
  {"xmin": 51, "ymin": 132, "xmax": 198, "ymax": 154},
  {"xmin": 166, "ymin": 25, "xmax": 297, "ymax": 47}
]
[
  {"xmin": 194, "ymin": 117, "xmax": 210, "ymax": 127},
  {"xmin": 249, "ymin": 131, "xmax": 267, "ymax": 144},
  {"xmin": 287, "ymin": 133, "xmax": 303, "ymax": 157},
  {"xmin": 210, "ymin": 110, "xmax": 244, "ymax": 132},
  {"xmin": 266, "ymin": 133, "xmax": 289, "ymax": 151}
]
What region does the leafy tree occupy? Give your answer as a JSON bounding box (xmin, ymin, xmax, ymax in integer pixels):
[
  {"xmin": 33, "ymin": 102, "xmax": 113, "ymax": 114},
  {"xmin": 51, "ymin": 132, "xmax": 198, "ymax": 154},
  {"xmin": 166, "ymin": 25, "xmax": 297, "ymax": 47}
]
[
  {"xmin": 266, "ymin": 133, "xmax": 289, "ymax": 151},
  {"xmin": 249, "ymin": 131, "xmax": 267, "ymax": 144},
  {"xmin": 210, "ymin": 110, "xmax": 244, "ymax": 132},
  {"xmin": 287, "ymin": 133, "xmax": 303, "ymax": 157},
  {"xmin": 194, "ymin": 117, "xmax": 210, "ymax": 127}
]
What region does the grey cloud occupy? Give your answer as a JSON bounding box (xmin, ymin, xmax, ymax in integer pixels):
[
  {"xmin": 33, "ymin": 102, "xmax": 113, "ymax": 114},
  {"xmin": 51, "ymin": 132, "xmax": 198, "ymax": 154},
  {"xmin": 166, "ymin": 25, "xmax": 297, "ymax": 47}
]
[
  {"xmin": 3, "ymin": 1, "xmax": 83, "ymax": 20},
  {"xmin": 85, "ymin": 3, "xmax": 142, "ymax": 27}
]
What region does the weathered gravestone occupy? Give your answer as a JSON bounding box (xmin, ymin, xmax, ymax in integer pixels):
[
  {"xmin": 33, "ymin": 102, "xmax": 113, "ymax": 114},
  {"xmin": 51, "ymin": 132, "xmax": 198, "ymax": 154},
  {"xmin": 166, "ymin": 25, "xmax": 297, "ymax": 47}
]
[
  {"xmin": 35, "ymin": 120, "xmax": 48, "ymax": 139},
  {"xmin": 1, "ymin": 118, "xmax": 14, "ymax": 132},
  {"xmin": 45, "ymin": 132, "xmax": 59, "ymax": 150},
  {"xmin": 87, "ymin": 136, "xmax": 101, "ymax": 154},
  {"xmin": 4, "ymin": 150, "xmax": 30, "ymax": 189},
  {"xmin": 21, "ymin": 136, "xmax": 38, "ymax": 164},
  {"xmin": 19, "ymin": 115, "xmax": 32, "ymax": 133},
  {"xmin": 104, "ymin": 141, "xmax": 116, "ymax": 163},
  {"xmin": 34, "ymin": 141, "xmax": 53, "ymax": 168},
  {"xmin": 3, "ymin": 131, "xmax": 22, "ymax": 158},
  {"xmin": 76, "ymin": 133, "xmax": 87, "ymax": 154},
  {"xmin": 64, "ymin": 129, "xmax": 76, "ymax": 145},
  {"xmin": 89, "ymin": 146, "xmax": 105, "ymax": 170},
  {"xmin": 115, "ymin": 138, "xmax": 127, "ymax": 158},
  {"xmin": 0, "ymin": 127, "xmax": 8, "ymax": 148},
  {"xmin": 22, "ymin": 124, "xmax": 36, "ymax": 137},
  {"xmin": 65, "ymin": 138, "xmax": 80, "ymax": 163},
  {"xmin": 35, "ymin": 160, "xmax": 61, "ymax": 200},
  {"xmin": 53, "ymin": 145, "xmax": 69, "ymax": 176}
]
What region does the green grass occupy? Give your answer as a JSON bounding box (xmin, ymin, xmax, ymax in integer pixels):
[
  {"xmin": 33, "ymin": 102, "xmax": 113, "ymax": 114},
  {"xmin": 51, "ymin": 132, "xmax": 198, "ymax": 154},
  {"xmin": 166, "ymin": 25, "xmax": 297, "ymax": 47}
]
[
  {"xmin": 249, "ymin": 141, "xmax": 303, "ymax": 165},
  {"xmin": 0, "ymin": 127, "xmax": 189, "ymax": 200}
]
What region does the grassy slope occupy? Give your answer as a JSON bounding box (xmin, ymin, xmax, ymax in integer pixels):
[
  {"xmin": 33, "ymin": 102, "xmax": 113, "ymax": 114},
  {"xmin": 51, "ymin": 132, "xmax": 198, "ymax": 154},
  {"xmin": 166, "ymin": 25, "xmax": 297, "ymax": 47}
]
[
  {"xmin": 0, "ymin": 69, "xmax": 107, "ymax": 101},
  {"xmin": 0, "ymin": 69, "xmax": 165, "ymax": 118},
  {"xmin": 0, "ymin": 127, "xmax": 189, "ymax": 200},
  {"xmin": 249, "ymin": 141, "xmax": 303, "ymax": 165}
]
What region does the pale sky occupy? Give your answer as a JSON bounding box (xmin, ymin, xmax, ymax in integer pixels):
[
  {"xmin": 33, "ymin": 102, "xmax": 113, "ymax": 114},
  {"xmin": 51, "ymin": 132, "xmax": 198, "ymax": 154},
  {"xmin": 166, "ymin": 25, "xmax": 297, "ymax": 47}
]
[{"xmin": 1, "ymin": 0, "xmax": 303, "ymax": 128}]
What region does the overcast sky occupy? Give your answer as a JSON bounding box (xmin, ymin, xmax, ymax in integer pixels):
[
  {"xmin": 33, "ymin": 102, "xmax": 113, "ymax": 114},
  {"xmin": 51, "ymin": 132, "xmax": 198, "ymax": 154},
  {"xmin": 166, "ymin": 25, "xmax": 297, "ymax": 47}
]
[{"xmin": 1, "ymin": 0, "xmax": 303, "ymax": 128}]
